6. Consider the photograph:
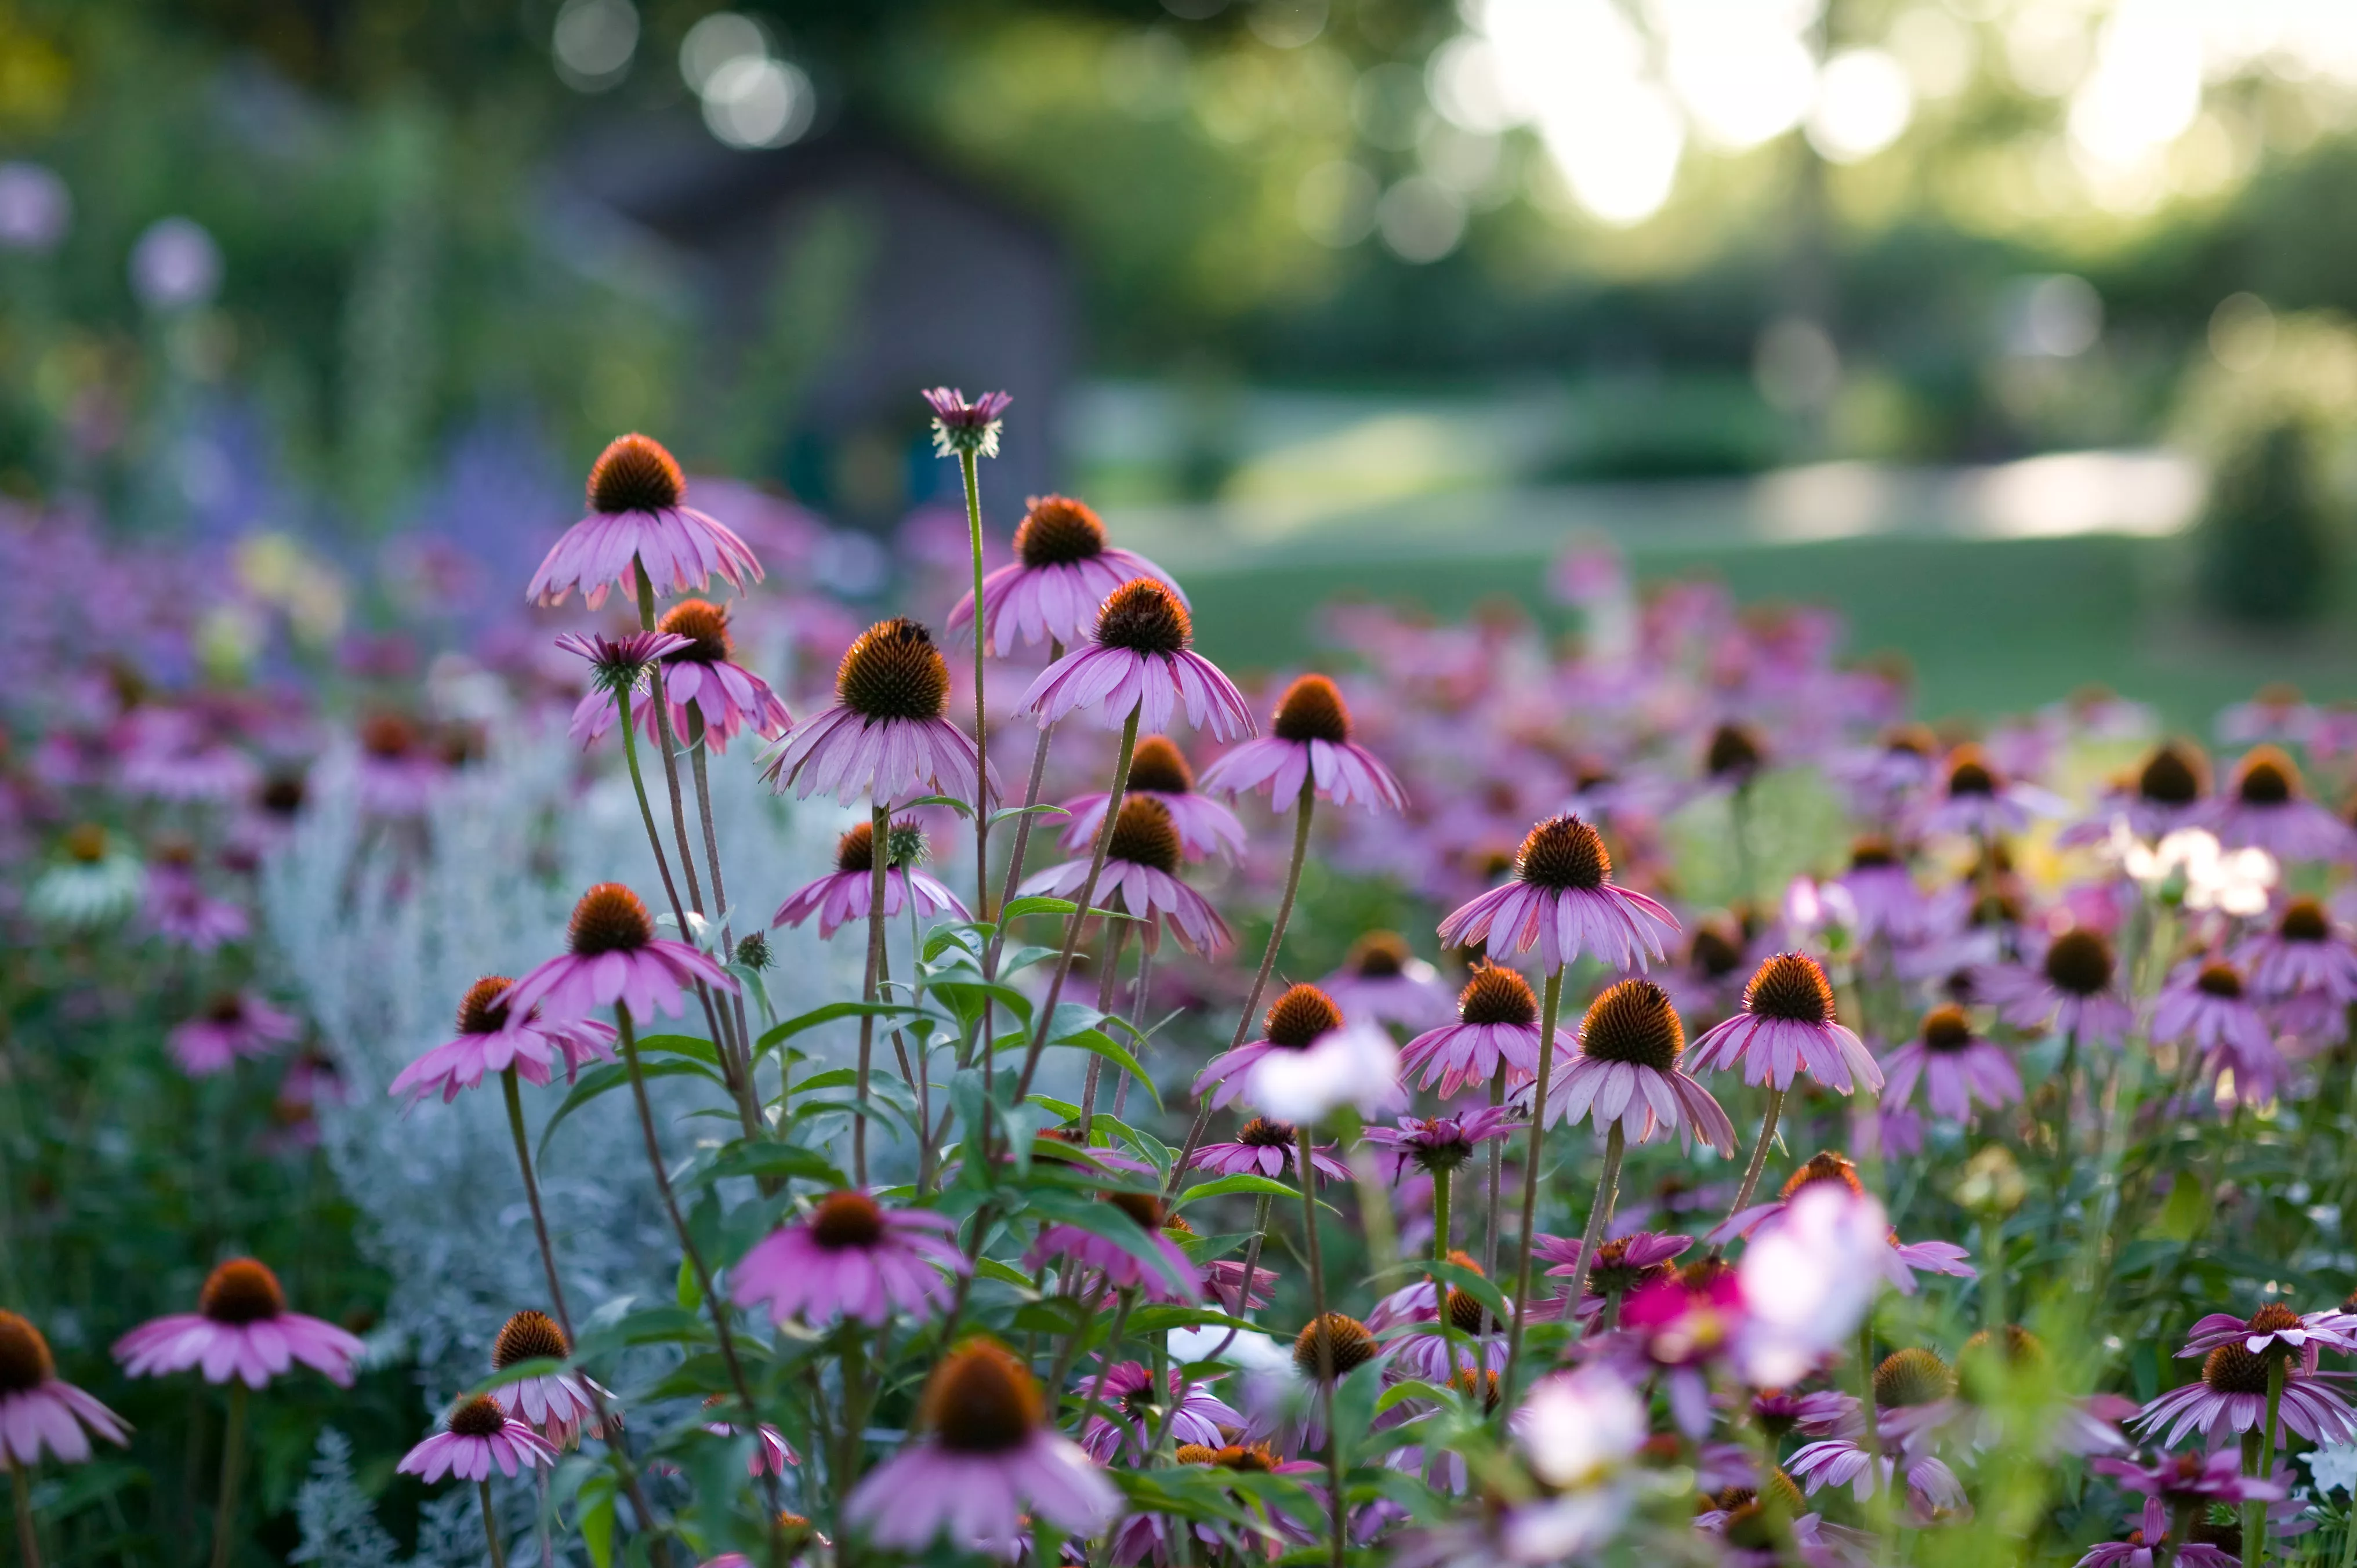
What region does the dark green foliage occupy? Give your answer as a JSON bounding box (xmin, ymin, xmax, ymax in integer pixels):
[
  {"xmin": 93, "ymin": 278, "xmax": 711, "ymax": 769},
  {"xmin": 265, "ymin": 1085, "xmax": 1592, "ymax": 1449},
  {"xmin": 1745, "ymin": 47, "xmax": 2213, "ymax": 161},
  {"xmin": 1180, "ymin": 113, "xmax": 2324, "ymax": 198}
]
[{"xmin": 2199, "ymin": 420, "xmax": 2336, "ymax": 625}]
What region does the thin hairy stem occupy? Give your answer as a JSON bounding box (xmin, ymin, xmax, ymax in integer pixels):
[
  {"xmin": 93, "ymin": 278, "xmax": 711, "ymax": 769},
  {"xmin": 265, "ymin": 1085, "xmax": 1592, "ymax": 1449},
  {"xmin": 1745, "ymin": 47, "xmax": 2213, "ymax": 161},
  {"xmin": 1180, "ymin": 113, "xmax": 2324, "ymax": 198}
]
[
  {"xmin": 1709, "ymin": 1086, "xmax": 1787, "ymax": 1262},
  {"xmin": 479, "ymin": 1480, "xmax": 508, "ymax": 1568},
  {"xmin": 208, "ymin": 1382, "xmax": 246, "ymax": 1568},
  {"xmin": 1499, "ymin": 967, "xmax": 1564, "ymax": 1406},
  {"xmin": 12, "ymin": 1459, "xmax": 41, "ymax": 1568},
  {"xmin": 1169, "ymin": 781, "xmax": 1316, "ymax": 1191},
  {"xmin": 1559, "ymin": 1124, "xmax": 1626, "ymax": 1338},
  {"xmin": 1016, "ymin": 707, "xmax": 1141, "ymax": 1101},
  {"xmin": 855, "ymin": 801, "xmax": 888, "ymax": 1186},
  {"xmin": 1297, "ymin": 1127, "xmax": 1345, "ymax": 1568}
]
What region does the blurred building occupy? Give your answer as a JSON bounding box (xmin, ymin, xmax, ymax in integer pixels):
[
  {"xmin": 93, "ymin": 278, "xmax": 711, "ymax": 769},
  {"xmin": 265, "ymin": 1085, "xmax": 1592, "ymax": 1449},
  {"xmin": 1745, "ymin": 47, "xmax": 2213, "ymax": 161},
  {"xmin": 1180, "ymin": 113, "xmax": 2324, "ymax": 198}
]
[{"xmin": 557, "ymin": 117, "xmax": 1074, "ymax": 529}]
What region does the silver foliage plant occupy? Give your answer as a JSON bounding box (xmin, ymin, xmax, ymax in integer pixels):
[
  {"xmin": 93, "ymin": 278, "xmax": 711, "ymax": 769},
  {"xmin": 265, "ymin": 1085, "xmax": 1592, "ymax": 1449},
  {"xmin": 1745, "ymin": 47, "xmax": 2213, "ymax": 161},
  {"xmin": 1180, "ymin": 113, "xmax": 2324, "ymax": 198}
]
[{"xmin": 260, "ymin": 714, "xmax": 850, "ymax": 1386}]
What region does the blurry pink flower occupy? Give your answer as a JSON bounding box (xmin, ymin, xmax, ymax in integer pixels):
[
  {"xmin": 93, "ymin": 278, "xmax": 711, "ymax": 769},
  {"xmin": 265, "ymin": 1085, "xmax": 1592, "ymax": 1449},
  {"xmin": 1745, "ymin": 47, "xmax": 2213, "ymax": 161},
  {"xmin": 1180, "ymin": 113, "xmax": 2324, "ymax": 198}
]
[
  {"xmin": 1977, "ymin": 926, "xmax": 2133, "ymax": 1048},
  {"xmin": 1198, "ymin": 674, "xmax": 1406, "ymax": 814},
  {"xmin": 1245, "ymin": 1019, "xmax": 1405, "ymax": 1126},
  {"xmin": 948, "ymin": 494, "xmax": 1184, "ymax": 655},
  {"xmin": 1879, "ymin": 1004, "xmax": 2021, "ymax": 1121},
  {"xmin": 1195, "ymin": 983, "xmax": 1346, "ymax": 1110},
  {"xmin": 506, "ymin": 883, "xmax": 736, "ymax": 1025},
  {"xmin": 168, "ymin": 990, "xmax": 300, "ymax": 1077},
  {"xmin": 760, "ymin": 618, "xmax": 989, "ymax": 808},
  {"xmin": 1079, "ymin": 1362, "xmax": 1239, "ymax": 1462},
  {"xmin": 1318, "ymin": 930, "xmax": 1455, "ymax": 1031},
  {"xmin": 387, "ymin": 976, "xmax": 615, "ymax": 1105},
  {"xmin": 2237, "ymin": 895, "xmax": 2357, "ymax": 1004},
  {"xmin": 844, "ymin": 1340, "xmax": 1117, "ymax": 1554},
  {"xmin": 2204, "ymin": 746, "xmax": 2355, "ymax": 862},
  {"xmin": 397, "ymin": 1395, "xmax": 560, "ymax": 1483},
  {"xmin": 1022, "ymin": 1192, "xmax": 1200, "ymax": 1304},
  {"xmin": 1917, "ymin": 745, "xmax": 2065, "ymax": 839},
  {"xmin": 0, "ymin": 1310, "xmax": 128, "ymax": 1466},
  {"xmin": 1437, "ymin": 815, "xmax": 1677, "ymax": 974},
  {"xmin": 1188, "ymin": 1116, "xmax": 1349, "ymax": 1184},
  {"xmin": 704, "ymin": 1396, "xmax": 798, "ymax": 1475},
  {"xmin": 731, "ymin": 1192, "xmax": 967, "ymax": 1326},
  {"xmin": 1018, "ymin": 580, "xmax": 1254, "ymax": 739},
  {"xmin": 114, "ymin": 1258, "xmax": 364, "ymax": 1388},
  {"xmin": 1733, "ymin": 1180, "xmax": 1891, "ymax": 1387},
  {"xmin": 1361, "ymin": 1105, "xmax": 1520, "ymax": 1181},
  {"xmin": 527, "ymin": 434, "xmax": 763, "ymax": 610}
]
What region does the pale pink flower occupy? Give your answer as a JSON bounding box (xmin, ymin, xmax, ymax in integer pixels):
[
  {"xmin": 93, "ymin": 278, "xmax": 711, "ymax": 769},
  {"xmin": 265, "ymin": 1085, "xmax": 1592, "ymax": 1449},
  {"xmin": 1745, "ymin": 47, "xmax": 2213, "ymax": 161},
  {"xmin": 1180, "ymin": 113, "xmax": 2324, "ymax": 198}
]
[
  {"xmin": 113, "ymin": 1258, "xmax": 365, "ymax": 1388},
  {"xmin": 387, "ymin": 976, "xmax": 615, "ymax": 1105},
  {"xmin": 1438, "ymin": 814, "xmax": 1677, "ymax": 974},
  {"xmin": 1018, "ymin": 580, "xmax": 1254, "ymax": 739},
  {"xmin": 1538, "ymin": 979, "xmax": 1734, "ymax": 1155},
  {"xmin": 731, "ymin": 1192, "xmax": 968, "ymax": 1326},
  {"xmin": 760, "ymin": 618, "xmax": 989, "ymax": 808},
  {"xmin": 947, "ymin": 493, "xmax": 1184, "ymax": 655},
  {"xmin": 168, "ymin": 990, "xmax": 301, "ymax": 1077},
  {"xmin": 0, "ymin": 1311, "xmax": 129, "ymax": 1466},
  {"xmin": 1198, "ymin": 674, "xmax": 1406, "ymax": 814},
  {"xmin": 506, "ymin": 883, "xmax": 737, "ymax": 1025},
  {"xmin": 398, "ymin": 1395, "xmax": 561, "ymax": 1483},
  {"xmin": 1689, "ymin": 952, "xmax": 1881, "ymax": 1093},
  {"xmin": 1399, "ymin": 963, "xmax": 1542, "ymax": 1099},
  {"xmin": 772, "ymin": 819, "xmax": 968, "ymax": 940}
]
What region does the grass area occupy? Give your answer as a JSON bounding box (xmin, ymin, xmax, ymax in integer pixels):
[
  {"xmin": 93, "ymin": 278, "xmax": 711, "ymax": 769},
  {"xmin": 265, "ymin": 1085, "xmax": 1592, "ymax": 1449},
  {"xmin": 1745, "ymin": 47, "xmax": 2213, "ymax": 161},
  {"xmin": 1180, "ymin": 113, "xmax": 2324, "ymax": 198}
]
[{"xmin": 1182, "ymin": 531, "xmax": 2357, "ymax": 729}]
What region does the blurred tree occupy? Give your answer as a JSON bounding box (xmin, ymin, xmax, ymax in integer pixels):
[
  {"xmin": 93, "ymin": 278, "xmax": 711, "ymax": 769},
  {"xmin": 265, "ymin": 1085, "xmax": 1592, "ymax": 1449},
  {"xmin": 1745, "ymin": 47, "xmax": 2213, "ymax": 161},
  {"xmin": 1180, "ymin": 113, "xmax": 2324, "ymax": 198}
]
[{"xmin": 2196, "ymin": 419, "xmax": 2334, "ymax": 625}]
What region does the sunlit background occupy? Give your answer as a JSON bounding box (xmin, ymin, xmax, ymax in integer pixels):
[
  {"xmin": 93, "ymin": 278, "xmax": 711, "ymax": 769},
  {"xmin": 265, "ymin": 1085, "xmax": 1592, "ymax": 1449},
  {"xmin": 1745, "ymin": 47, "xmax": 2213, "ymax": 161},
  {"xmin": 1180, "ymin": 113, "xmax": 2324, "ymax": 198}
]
[{"xmin": 9, "ymin": 0, "xmax": 2357, "ymax": 718}]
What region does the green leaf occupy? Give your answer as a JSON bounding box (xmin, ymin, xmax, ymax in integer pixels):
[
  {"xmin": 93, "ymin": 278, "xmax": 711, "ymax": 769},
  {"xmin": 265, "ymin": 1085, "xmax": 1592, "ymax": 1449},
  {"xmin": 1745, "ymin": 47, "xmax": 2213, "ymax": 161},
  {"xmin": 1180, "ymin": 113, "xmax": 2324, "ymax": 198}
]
[
  {"xmin": 686, "ymin": 1140, "xmax": 847, "ymax": 1192},
  {"xmin": 675, "ymin": 1255, "xmax": 702, "ymax": 1310},
  {"xmin": 974, "ymin": 1257, "xmax": 1038, "ymax": 1291},
  {"xmin": 998, "ymin": 894, "xmax": 1078, "ymax": 920},
  {"xmin": 1176, "ymin": 1173, "xmax": 1306, "ymax": 1206},
  {"xmin": 991, "ymin": 804, "xmax": 1072, "ymax": 828},
  {"xmin": 458, "ymin": 1358, "xmax": 567, "ymax": 1399},
  {"xmin": 902, "ymin": 793, "xmax": 976, "ymax": 817},
  {"xmin": 1126, "ymin": 1305, "xmax": 1256, "ymax": 1335},
  {"xmin": 1374, "ymin": 1378, "xmax": 1453, "ymax": 1415},
  {"xmin": 539, "ymin": 1059, "xmax": 716, "ymax": 1163},
  {"xmin": 634, "ymin": 1033, "xmax": 720, "ymax": 1063},
  {"xmin": 577, "ymin": 1477, "xmax": 616, "ymax": 1568},
  {"xmin": 1024, "ymin": 1188, "xmax": 1197, "ymax": 1298},
  {"xmin": 755, "ymin": 1000, "xmax": 922, "ymax": 1055}
]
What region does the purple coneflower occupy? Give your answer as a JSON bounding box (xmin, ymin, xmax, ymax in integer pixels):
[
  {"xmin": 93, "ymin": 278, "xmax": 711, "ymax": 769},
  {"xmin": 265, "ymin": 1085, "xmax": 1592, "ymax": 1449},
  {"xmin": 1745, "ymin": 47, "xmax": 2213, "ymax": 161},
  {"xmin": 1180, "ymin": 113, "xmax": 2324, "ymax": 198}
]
[
  {"xmin": 1786, "ymin": 1349, "xmax": 1969, "ymax": 1520},
  {"xmin": 526, "ymin": 433, "xmax": 762, "ymax": 610},
  {"xmin": 488, "ymin": 1310, "xmax": 615, "ymax": 1447},
  {"xmin": 1689, "ymin": 952, "xmax": 1881, "ymax": 1093},
  {"xmin": 1198, "ymin": 674, "xmax": 1406, "ymax": 814},
  {"xmin": 1381, "ymin": 1279, "xmax": 1506, "ymax": 1383},
  {"xmin": 506, "ymin": 883, "xmax": 736, "ymax": 1025},
  {"xmin": 353, "ymin": 712, "xmax": 448, "ymax": 818},
  {"xmin": 144, "ymin": 844, "xmax": 249, "ymax": 951},
  {"xmin": 920, "ymin": 387, "xmax": 1013, "ymax": 458},
  {"xmin": 1917, "ymin": 744, "xmax": 2064, "ymax": 839},
  {"xmin": 1194, "ymin": 983, "xmax": 1345, "ymax": 1110},
  {"xmin": 773, "ymin": 819, "xmax": 969, "ymax": 941},
  {"xmin": 1880, "ymin": 1004, "xmax": 2022, "ymax": 1121},
  {"xmin": 2061, "ymin": 740, "xmax": 2210, "ymax": 847},
  {"xmin": 703, "ymin": 1395, "xmax": 798, "ymax": 1475},
  {"xmin": 387, "ymin": 977, "xmax": 615, "ymax": 1105},
  {"xmin": 844, "ymin": 1338, "xmax": 1118, "ymax": 1554},
  {"xmin": 2180, "ymin": 1300, "xmax": 2356, "ymax": 1359},
  {"xmin": 1019, "ymin": 796, "xmax": 1230, "ymax": 955},
  {"xmin": 1079, "ymin": 1362, "xmax": 1241, "ymax": 1463},
  {"xmin": 1978, "ymin": 926, "xmax": 2134, "ymax": 1048},
  {"xmin": 113, "ymin": 1257, "xmax": 364, "ymax": 1387},
  {"xmin": 1399, "ymin": 963, "xmax": 1542, "ymax": 1099},
  {"xmin": 2237, "ymin": 895, "xmax": 2357, "ymax": 1003},
  {"xmin": 1023, "ymin": 1192, "xmax": 1200, "ymax": 1304},
  {"xmin": 397, "ymin": 1394, "xmax": 560, "ymax": 1483},
  {"xmin": 948, "ymin": 493, "xmax": 1184, "ymax": 655},
  {"xmin": 2132, "ymin": 1303, "xmax": 2357, "ymax": 1449},
  {"xmin": 2152, "ymin": 955, "xmax": 2274, "ymax": 1062},
  {"xmin": 1538, "ymin": 980, "xmax": 1735, "ymax": 1155},
  {"xmin": 1056, "ymin": 733, "xmax": 1244, "ymax": 861},
  {"xmin": 1188, "ymin": 1116, "xmax": 1350, "ymax": 1183},
  {"xmin": 1437, "ymin": 814, "xmax": 1678, "ymax": 973},
  {"xmin": 1361, "ymin": 1106, "xmax": 1521, "ymax": 1181},
  {"xmin": 1019, "ymin": 579, "xmax": 1255, "ymax": 739},
  {"xmin": 1535, "ymin": 1231, "xmax": 1689, "ymax": 1322},
  {"xmin": 168, "ymin": 990, "xmax": 301, "ymax": 1077},
  {"xmin": 1319, "ymin": 931, "xmax": 1455, "ymax": 1031},
  {"xmin": 1831, "ymin": 835, "xmax": 1932, "ymax": 945},
  {"xmin": 760, "ymin": 618, "xmax": 989, "ymax": 808},
  {"xmin": 2073, "ymin": 1501, "xmax": 2238, "ymax": 1568},
  {"xmin": 2205, "ymin": 745, "xmax": 2354, "ymax": 862},
  {"xmin": 730, "ymin": 1191, "xmax": 968, "ymax": 1326},
  {"xmin": 0, "ymin": 1310, "xmax": 128, "ymax": 1465},
  {"xmin": 568, "ymin": 600, "xmax": 789, "ymax": 753}
]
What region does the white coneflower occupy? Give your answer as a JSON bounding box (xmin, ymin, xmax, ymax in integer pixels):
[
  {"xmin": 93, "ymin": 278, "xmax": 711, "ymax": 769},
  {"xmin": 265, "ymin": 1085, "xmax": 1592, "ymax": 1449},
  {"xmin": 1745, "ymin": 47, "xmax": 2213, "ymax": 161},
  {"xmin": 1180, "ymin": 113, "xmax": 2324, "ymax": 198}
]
[{"xmin": 27, "ymin": 823, "xmax": 144, "ymax": 929}]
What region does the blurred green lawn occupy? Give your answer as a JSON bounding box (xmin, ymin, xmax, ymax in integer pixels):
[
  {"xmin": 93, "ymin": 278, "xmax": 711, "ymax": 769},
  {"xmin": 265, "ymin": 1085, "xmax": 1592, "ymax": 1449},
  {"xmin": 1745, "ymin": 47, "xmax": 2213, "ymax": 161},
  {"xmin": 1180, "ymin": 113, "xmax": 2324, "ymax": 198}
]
[{"xmin": 1181, "ymin": 532, "xmax": 2357, "ymax": 729}]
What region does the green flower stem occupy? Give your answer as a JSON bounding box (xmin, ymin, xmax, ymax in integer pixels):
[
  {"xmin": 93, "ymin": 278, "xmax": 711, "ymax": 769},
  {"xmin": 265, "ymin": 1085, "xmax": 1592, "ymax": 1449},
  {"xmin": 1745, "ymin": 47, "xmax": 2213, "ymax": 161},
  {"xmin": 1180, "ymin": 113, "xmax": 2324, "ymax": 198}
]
[
  {"xmin": 958, "ymin": 448, "xmax": 991, "ymax": 920},
  {"xmin": 1114, "ymin": 938, "xmax": 1154, "ymax": 1121},
  {"xmin": 208, "ymin": 1382, "xmax": 247, "ymax": 1568},
  {"xmin": 1432, "ymin": 1164, "xmax": 1452, "ymax": 1262},
  {"xmin": 1194, "ymin": 1192, "xmax": 1276, "ymax": 1372},
  {"xmin": 1981, "ymin": 1214, "xmax": 2006, "ymax": 1333},
  {"xmin": 2252, "ymin": 1357, "xmax": 2286, "ymax": 1568},
  {"xmin": 478, "ymin": 1480, "xmax": 507, "ymax": 1568},
  {"xmin": 1711, "ymin": 1087, "xmax": 1788, "ymax": 1262},
  {"xmin": 684, "ymin": 708, "xmax": 762, "ymax": 1141},
  {"xmin": 1499, "ymin": 968, "xmax": 1566, "ymax": 1409},
  {"xmin": 614, "ymin": 1008, "xmax": 762, "ymax": 1437},
  {"xmin": 1482, "ymin": 1062, "xmax": 1507, "ymax": 1282},
  {"xmin": 12, "ymin": 1457, "xmax": 41, "ymax": 1568},
  {"xmin": 1169, "ymin": 779, "xmax": 1317, "ymax": 1192},
  {"xmin": 1015, "ymin": 706, "xmax": 1141, "ymax": 1102},
  {"xmin": 1076, "ymin": 917, "xmax": 1133, "ymax": 1132},
  {"xmin": 1560, "ymin": 1121, "xmax": 1627, "ymax": 1331},
  {"xmin": 854, "ymin": 801, "xmax": 888, "ymax": 1186},
  {"xmin": 1297, "ymin": 1127, "xmax": 1345, "ymax": 1568},
  {"xmin": 614, "ymin": 684, "xmax": 734, "ymax": 1094}
]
